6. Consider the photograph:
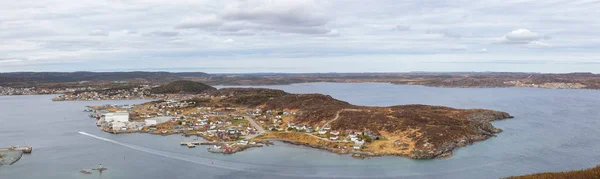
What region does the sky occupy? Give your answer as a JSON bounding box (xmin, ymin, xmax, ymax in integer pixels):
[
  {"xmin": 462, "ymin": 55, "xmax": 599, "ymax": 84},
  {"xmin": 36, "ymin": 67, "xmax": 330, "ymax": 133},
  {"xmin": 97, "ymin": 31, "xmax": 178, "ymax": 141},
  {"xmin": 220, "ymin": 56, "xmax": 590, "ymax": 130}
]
[{"xmin": 1, "ymin": 0, "xmax": 600, "ymax": 73}]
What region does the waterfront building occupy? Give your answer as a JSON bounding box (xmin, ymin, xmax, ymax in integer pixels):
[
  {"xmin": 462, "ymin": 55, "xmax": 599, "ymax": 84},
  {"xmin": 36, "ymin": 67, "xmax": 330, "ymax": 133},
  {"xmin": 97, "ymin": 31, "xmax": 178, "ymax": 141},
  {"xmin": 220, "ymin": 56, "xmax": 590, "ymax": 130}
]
[{"xmin": 101, "ymin": 112, "xmax": 130, "ymax": 123}]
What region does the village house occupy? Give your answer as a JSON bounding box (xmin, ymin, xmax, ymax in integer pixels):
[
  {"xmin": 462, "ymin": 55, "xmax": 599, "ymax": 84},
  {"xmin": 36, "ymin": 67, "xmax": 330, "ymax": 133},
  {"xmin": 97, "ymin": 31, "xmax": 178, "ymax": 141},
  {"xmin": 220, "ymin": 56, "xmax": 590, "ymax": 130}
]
[
  {"xmin": 330, "ymin": 131, "xmax": 340, "ymax": 135},
  {"xmin": 306, "ymin": 127, "xmax": 314, "ymax": 133},
  {"xmin": 237, "ymin": 139, "xmax": 249, "ymax": 145}
]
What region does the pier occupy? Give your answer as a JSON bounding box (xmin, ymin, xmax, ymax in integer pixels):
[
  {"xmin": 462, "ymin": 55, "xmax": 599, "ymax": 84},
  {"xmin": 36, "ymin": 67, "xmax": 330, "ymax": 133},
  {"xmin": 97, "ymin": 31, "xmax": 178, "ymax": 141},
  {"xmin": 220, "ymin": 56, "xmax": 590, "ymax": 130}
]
[
  {"xmin": 0, "ymin": 146, "xmax": 32, "ymax": 153},
  {"xmin": 8, "ymin": 146, "xmax": 32, "ymax": 153}
]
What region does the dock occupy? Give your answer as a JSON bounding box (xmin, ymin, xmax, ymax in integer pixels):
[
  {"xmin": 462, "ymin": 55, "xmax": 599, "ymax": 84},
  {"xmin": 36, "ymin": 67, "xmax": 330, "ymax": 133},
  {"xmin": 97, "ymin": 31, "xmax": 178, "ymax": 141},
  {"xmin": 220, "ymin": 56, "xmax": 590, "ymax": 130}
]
[
  {"xmin": 180, "ymin": 141, "xmax": 221, "ymax": 148},
  {"xmin": 180, "ymin": 142, "xmax": 199, "ymax": 148}
]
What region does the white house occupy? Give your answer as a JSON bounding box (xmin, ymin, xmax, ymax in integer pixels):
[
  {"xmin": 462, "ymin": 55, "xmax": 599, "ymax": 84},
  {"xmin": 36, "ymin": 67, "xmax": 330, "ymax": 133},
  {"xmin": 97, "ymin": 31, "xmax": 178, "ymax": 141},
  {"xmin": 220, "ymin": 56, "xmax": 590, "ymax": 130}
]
[
  {"xmin": 237, "ymin": 140, "xmax": 249, "ymax": 145},
  {"xmin": 101, "ymin": 112, "xmax": 129, "ymax": 123}
]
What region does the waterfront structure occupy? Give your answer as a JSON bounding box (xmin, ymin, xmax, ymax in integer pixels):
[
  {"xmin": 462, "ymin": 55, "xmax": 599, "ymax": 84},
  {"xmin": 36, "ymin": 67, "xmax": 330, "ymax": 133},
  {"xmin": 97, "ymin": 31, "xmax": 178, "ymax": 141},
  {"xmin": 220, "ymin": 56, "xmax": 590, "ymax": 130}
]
[
  {"xmin": 101, "ymin": 112, "xmax": 130, "ymax": 123},
  {"xmin": 111, "ymin": 122, "xmax": 126, "ymax": 131},
  {"xmin": 144, "ymin": 116, "xmax": 172, "ymax": 126}
]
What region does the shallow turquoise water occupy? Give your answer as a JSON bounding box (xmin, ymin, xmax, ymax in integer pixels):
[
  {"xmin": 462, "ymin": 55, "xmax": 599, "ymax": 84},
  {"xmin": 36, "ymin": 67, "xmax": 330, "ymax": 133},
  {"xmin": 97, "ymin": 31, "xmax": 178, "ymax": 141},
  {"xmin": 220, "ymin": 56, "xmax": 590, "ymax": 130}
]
[{"xmin": 1, "ymin": 83, "xmax": 599, "ymax": 179}]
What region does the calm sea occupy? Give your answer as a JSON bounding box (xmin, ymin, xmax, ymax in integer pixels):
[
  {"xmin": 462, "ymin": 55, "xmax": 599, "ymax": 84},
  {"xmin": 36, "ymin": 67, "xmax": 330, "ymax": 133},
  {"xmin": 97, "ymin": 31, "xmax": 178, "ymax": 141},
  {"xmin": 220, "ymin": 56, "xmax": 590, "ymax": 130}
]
[{"xmin": 1, "ymin": 83, "xmax": 599, "ymax": 179}]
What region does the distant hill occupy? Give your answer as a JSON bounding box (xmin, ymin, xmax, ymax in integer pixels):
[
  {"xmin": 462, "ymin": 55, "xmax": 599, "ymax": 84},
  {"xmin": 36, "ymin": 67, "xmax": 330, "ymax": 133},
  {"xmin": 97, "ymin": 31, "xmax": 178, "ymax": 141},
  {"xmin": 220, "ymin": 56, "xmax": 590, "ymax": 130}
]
[
  {"xmin": 0, "ymin": 71, "xmax": 209, "ymax": 84},
  {"xmin": 150, "ymin": 80, "xmax": 216, "ymax": 94}
]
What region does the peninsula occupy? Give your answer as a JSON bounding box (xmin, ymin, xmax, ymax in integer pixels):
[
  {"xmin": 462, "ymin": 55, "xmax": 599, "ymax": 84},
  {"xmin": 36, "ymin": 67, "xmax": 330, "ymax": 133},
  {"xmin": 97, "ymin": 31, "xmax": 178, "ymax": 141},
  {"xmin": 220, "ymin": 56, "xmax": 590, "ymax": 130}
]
[{"xmin": 88, "ymin": 81, "xmax": 513, "ymax": 159}]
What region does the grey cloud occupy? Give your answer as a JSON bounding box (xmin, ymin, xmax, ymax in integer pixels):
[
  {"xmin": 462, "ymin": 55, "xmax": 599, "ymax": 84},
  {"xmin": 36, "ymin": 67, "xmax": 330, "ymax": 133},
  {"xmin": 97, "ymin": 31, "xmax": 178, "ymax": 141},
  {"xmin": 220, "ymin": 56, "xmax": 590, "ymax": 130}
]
[
  {"xmin": 393, "ymin": 25, "xmax": 411, "ymax": 31},
  {"xmin": 2, "ymin": 0, "xmax": 600, "ymax": 72},
  {"xmin": 175, "ymin": 0, "xmax": 334, "ymax": 36}
]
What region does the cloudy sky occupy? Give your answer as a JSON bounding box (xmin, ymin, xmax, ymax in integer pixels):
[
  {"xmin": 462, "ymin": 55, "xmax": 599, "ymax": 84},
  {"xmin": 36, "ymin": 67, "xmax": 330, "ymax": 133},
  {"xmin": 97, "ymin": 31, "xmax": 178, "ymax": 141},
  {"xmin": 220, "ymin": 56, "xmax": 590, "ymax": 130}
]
[{"xmin": 1, "ymin": 0, "xmax": 600, "ymax": 73}]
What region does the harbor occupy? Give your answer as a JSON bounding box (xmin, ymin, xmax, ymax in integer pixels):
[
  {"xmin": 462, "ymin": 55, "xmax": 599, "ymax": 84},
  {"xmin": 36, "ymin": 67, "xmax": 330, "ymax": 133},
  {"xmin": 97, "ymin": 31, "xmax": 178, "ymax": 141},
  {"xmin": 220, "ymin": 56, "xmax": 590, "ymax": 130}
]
[{"xmin": 180, "ymin": 140, "xmax": 272, "ymax": 154}]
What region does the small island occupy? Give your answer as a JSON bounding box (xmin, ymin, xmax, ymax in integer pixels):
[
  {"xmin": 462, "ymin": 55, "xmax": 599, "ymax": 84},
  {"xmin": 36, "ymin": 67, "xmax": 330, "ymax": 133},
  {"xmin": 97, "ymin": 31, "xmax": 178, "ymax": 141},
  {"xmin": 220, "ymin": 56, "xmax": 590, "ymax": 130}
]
[{"xmin": 78, "ymin": 80, "xmax": 513, "ymax": 159}]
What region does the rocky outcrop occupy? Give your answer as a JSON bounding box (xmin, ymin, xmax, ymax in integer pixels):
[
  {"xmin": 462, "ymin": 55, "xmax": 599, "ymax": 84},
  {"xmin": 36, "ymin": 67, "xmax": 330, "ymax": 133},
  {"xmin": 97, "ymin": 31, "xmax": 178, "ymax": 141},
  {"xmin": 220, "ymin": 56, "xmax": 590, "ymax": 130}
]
[{"xmin": 409, "ymin": 111, "xmax": 514, "ymax": 159}]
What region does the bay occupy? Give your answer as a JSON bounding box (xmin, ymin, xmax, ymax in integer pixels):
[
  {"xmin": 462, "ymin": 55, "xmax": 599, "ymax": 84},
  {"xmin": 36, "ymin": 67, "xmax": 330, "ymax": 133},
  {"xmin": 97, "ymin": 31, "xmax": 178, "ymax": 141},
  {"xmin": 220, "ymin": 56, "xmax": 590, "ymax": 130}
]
[{"xmin": 1, "ymin": 83, "xmax": 599, "ymax": 179}]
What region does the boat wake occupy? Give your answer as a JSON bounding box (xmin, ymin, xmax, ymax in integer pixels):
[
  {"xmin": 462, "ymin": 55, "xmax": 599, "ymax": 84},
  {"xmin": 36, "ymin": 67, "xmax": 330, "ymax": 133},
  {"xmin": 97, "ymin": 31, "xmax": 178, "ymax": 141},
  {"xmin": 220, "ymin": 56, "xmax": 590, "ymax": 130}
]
[{"xmin": 77, "ymin": 132, "xmax": 349, "ymax": 178}]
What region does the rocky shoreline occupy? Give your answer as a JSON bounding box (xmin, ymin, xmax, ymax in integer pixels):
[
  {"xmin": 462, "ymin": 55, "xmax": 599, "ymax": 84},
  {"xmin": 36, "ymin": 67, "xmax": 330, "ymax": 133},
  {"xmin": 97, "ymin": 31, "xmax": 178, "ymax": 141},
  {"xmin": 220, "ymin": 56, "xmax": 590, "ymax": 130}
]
[
  {"xmin": 265, "ymin": 111, "xmax": 514, "ymax": 160},
  {"xmin": 409, "ymin": 111, "xmax": 514, "ymax": 159}
]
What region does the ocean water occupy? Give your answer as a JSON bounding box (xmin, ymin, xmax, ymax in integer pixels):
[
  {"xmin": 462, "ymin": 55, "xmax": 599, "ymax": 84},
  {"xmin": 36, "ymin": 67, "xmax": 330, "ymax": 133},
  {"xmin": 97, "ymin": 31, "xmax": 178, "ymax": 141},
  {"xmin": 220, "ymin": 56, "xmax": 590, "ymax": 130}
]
[{"xmin": 1, "ymin": 83, "xmax": 600, "ymax": 179}]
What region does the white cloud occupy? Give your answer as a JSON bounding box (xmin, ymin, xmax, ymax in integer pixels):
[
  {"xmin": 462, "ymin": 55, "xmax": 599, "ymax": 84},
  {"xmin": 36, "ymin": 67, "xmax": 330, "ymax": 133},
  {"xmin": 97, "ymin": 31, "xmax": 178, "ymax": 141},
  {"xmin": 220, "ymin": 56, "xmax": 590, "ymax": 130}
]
[
  {"xmin": 89, "ymin": 29, "xmax": 108, "ymax": 36},
  {"xmin": 527, "ymin": 41, "xmax": 551, "ymax": 48},
  {"xmin": 0, "ymin": 59, "xmax": 23, "ymax": 64},
  {"xmin": 325, "ymin": 29, "xmax": 340, "ymax": 37},
  {"xmin": 223, "ymin": 39, "xmax": 234, "ymax": 43},
  {"xmin": 145, "ymin": 30, "xmax": 179, "ymax": 37},
  {"xmin": 426, "ymin": 29, "xmax": 462, "ymax": 38},
  {"xmin": 478, "ymin": 48, "xmax": 488, "ymax": 53},
  {"xmin": 500, "ymin": 29, "xmax": 550, "ymax": 45},
  {"xmin": 121, "ymin": 30, "xmax": 137, "ymax": 35},
  {"xmin": 176, "ymin": 15, "xmax": 222, "ymax": 29},
  {"xmin": 451, "ymin": 45, "xmax": 468, "ymax": 51}
]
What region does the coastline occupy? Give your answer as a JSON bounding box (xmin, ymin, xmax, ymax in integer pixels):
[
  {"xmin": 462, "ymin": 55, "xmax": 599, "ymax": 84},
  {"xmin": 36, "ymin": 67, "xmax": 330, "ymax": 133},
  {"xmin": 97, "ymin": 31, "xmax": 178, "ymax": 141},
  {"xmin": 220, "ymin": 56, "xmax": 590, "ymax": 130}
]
[
  {"xmin": 67, "ymin": 81, "xmax": 516, "ymax": 160},
  {"xmin": 2, "ymin": 80, "xmax": 598, "ymax": 98}
]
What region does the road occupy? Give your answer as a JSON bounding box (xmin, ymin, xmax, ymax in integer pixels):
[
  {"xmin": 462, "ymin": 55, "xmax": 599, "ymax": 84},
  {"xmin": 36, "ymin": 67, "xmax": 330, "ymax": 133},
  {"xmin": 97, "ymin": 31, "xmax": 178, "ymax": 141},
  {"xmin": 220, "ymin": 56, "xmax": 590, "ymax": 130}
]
[
  {"xmin": 320, "ymin": 109, "xmax": 363, "ymax": 130},
  {"xmin": 320, "ymin": 110, "xmax": 341, "ymax": 130},
  {"xmin": 244, "ymin": 116, "xmax": 265, "ymax": 139}
]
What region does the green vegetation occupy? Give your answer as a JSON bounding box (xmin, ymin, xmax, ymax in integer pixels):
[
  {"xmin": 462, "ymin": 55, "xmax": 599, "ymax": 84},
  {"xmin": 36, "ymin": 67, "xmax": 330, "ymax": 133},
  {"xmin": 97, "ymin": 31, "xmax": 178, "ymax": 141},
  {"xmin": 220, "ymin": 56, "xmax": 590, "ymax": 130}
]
[{"xmin": 507, "ymin": 165, "xmax": 600, "ymax": 179}]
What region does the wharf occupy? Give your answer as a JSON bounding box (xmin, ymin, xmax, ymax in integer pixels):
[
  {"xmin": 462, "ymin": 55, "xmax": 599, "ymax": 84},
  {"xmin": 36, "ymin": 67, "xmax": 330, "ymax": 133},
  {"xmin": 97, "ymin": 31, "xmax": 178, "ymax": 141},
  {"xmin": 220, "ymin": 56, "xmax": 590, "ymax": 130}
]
[
  {"xmin": 0, "ymin": 146, "xmax": 32, "ymax": 153},
  {"xmin": 180, "ymin": 141, "xmax": 224, "ymax": 148}
]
